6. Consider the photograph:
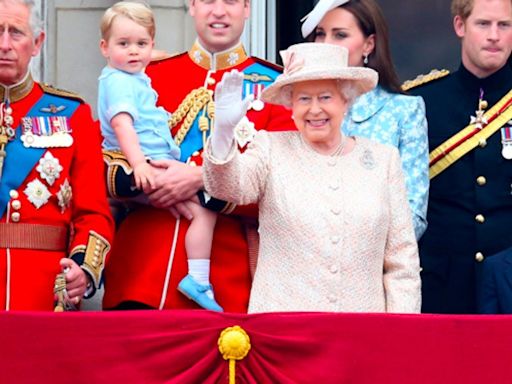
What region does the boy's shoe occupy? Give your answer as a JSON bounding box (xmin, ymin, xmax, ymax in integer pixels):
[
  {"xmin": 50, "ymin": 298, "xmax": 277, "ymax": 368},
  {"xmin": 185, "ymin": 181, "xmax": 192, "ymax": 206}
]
[{"xmin": 178, "ymin": 274, "xmax": 223, "ymax": 312}]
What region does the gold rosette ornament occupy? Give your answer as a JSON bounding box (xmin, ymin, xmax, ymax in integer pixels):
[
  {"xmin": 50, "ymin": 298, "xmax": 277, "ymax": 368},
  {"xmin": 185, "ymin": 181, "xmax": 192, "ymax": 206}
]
[{"xmin": 218, "ymin": 326, "xmax": 251, "ymax": 384}]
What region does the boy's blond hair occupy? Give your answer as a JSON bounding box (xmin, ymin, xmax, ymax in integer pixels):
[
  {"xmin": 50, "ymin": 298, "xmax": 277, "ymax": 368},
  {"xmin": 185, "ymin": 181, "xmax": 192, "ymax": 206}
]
[{"xmin": 101, "ymin": 1, "xmax": 155, "ymax": 41}]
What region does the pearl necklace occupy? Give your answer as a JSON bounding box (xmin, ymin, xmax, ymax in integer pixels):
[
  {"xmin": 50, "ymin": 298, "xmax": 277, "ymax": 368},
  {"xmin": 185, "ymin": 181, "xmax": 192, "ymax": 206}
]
[{"xmin": 329, "ymin": 135, "xmax": 346, "ymax": 157}]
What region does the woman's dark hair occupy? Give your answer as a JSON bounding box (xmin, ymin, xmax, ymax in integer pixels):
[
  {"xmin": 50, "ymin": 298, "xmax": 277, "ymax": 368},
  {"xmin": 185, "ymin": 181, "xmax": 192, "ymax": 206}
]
[{"xmin": 308, "ymin": 0, "xmax": 403, "ymax": 94}]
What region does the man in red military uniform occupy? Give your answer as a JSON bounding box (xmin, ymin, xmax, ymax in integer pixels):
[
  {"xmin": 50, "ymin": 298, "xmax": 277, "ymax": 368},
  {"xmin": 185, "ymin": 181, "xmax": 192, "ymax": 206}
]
[
  {"xmin": 0, "ymin": 0, "xmax": 114, "ymax": 311},
  {"xmin": 103, "ymin": 0, "xmax": 294, "ymax": 311}
]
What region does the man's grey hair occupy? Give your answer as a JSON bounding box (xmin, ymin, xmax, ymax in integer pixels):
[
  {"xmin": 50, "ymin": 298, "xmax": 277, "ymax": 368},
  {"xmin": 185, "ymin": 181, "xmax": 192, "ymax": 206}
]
[{"xmin": 0, "ymin": 0, "xmax": 43, "ymax": 37}]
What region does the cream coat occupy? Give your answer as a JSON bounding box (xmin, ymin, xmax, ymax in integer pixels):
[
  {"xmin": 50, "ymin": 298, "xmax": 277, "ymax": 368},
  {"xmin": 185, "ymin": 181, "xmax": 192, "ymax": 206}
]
[{"xmin": 204, "ymin": 131, "xmax": 421, "ymax": 313}]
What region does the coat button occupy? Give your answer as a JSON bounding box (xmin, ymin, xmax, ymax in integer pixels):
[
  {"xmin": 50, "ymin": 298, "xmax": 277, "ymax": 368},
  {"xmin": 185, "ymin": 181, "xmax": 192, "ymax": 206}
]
[
  {"xmin": 9, "ymin": 190, "xmax": 19, "ymax": 199},
  {"xmin": 476, "ymin": 176, "xmax": 486, "ymax": 186},
  {"xmin": 331, "ymin": 208, "xmax": 341, "ymax": 215},
  {"xmin": 329, "ymin": 265, "xmax": 338, "ymax": 274},
  {"xmin": 475, "ymin": 252, "xmax": 484, "ymax": 262},
  {"xmin": 475, "ymin": 214, "xmax": 485, "ymax": 223},
  {"xmin": 328, "ymin": 295, "xmax": 337, "ymax": 303},
  {"xmin": 11, "ymin": 200, "xmax": 21, "ymax": 210},
  {"xmin": 11, "ymin": 212, "xmax": 20, "ymax": 222},
  {"xmin": 330, "ymin": 235, "xmax": 340, "ymax": 244},
  {"xmin": 478, "ymin": 138, "xmax": 487, "ymax": 148}
]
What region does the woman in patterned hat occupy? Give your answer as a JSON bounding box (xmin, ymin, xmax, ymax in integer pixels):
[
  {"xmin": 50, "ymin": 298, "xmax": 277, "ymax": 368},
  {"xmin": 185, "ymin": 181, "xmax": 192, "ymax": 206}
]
[
  {"xmin": 302, "ymin": 0, "xmax": 429, "ymax": 240},
  {"xmin": 203, "ymin": 42, "xmax": 421, "ymax": 314}
]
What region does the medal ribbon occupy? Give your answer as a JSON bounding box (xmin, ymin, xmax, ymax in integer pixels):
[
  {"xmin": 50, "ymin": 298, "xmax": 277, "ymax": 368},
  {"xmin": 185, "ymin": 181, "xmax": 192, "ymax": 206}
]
[
  {"xmin": 429, "ymin": 90, "xmax": 512, "ymax": 179},
  {"xmin": 0, "ymin": 93, "xmax": 78, "ymax": 217}
]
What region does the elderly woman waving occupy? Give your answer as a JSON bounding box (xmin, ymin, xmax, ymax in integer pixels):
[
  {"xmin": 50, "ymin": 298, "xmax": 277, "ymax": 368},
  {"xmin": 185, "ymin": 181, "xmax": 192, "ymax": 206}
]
[{"xmin": 203, "ymin": 43, "xmax": 421, "ymax": 314}]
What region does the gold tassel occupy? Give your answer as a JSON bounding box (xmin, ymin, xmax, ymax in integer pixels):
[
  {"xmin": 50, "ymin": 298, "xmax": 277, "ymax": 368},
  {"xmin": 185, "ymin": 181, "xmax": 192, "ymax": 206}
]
[{"xmin": 218, "ymin": 326, "xmax": 251, "ymax": 384}]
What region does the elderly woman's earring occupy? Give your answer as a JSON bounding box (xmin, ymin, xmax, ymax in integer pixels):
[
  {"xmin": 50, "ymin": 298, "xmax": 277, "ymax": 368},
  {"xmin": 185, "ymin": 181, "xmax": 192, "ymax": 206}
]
[{"xmin": 363, "ymin": 54, "xmax": 369, "ymax": 66}]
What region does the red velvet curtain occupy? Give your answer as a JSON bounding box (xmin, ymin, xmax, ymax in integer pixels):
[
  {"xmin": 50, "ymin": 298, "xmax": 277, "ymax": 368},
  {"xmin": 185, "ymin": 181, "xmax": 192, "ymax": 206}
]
[{"xmin": 1, "ymin": 310, "xmax": 511, "ymax": 383}]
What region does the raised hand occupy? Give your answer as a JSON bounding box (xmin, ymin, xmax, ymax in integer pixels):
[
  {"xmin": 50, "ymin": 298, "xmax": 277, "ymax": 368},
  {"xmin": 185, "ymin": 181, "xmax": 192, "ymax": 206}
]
[{"xmin": 211, "ymin": 70, "xmax": 253, "ymax": 159}]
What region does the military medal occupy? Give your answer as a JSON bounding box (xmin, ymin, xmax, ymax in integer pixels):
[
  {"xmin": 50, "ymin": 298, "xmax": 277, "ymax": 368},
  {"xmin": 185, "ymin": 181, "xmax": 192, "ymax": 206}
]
[
  {"xmin": 252, "ymin": 99, "xmax": 264, "ymax": 112},
  {"xmin": 245, "ymin": 83, "xmax": 265, "ymax": 111},
  {"xmin": 469, "ymin": 89, "xmax": 488, "ymax": 129},
  {"xmin": 24, "ymin": 178, "xmax": 51, "ymax": 209},
  {"xmin": 234, "ymin": 116, "xmax": 256, "ymax": 148},
  {"xmin": 0, "ymin": 101, "xmax": 15, "ymax": 180},
  {"xmin": 252, "ymin": 84, "xmax": 265, "ymax": 111},
  {"xmin": 57, "ymin": 178, "xmax": 72, "ymax": 213},
  {"xmin": 36, "ymin": 151, "xmax": 63, "ymax": 185},
  {"xmin": 501, "ymin": 123, "xmax": 512, "ymax": 160},
  {"xmin": 21, "ymin": 116, "xmax": 73, "ymax": 148}
]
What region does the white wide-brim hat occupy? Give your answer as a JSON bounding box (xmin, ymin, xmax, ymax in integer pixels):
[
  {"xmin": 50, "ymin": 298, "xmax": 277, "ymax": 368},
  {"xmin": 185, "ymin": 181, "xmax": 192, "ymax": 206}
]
[
  {"xmin": 261, "ymin": 43, "xmax": 378, "ymax": 107},
  {"xmin": 301, "ymin": 0, "xmax": 350, "ymax": 38}
]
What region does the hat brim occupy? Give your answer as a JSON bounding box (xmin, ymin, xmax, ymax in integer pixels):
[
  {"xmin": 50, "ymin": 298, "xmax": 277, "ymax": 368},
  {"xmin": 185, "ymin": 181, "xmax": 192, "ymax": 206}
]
[{"xmin": 261, "ymin": 67, "xmax": 378, "ymax": 107}]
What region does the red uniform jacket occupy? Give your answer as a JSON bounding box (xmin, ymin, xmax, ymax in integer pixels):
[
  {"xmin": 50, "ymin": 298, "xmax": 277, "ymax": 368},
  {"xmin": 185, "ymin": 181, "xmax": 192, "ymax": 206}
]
[
  {"xmin": 103, "ymin": 41, "xmax": 295, "ymax": 312},
  {"xmin": 0, "ymin": 77, "xmax": 114, "ymax": 310}
]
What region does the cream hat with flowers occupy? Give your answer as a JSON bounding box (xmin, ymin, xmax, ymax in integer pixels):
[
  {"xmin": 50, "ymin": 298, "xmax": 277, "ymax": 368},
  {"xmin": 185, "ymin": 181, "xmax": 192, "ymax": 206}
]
[{"xmin": 261, "ymin": 42, "xmax": 378, "ymax": 107}]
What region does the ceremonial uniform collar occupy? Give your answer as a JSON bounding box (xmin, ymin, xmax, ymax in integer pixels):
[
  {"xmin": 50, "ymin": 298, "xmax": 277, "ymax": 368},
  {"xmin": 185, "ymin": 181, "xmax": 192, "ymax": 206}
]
[
  {"xmin": 0, "ymin": 72, "xmax": 34, "ymax": 103},
  {"xmin": 456, "ymin": 63, "xmax": 512, "ymax": 92},
  {"xmin": 188, "ymin": 40, "xmax": 248, "ymax": 71}
]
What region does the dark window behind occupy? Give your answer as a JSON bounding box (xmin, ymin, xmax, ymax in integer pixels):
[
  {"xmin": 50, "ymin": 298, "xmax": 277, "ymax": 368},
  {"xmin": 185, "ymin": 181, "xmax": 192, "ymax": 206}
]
[{"xmin": 276, "ymin": 0, "xmax": 460, "ymax": 81}]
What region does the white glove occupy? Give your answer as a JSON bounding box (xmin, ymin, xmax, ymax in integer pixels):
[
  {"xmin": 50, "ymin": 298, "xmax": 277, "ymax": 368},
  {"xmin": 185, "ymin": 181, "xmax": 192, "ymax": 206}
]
[{"xmin": 211, "ymin": 70, "xmax": 253, "ymax": 159}]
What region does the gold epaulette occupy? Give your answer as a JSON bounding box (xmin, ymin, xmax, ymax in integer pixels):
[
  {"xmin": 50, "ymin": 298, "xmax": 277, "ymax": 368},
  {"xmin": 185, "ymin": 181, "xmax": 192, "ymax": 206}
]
[
  {"xmin": 401, "ymin": 69, "xmax": 450, "ymax": 91},
  {"xmin": 40, "ymin": 83, "xmax": 85, "ymax": 103}
]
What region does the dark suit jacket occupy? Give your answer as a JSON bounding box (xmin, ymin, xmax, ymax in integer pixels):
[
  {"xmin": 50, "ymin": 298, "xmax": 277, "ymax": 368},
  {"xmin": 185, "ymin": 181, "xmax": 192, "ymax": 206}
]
[
  {"xmin": 410, "ymin": 64, "xmax": 512, "ymax": 313},
  {"xmin": 477, "ymin": 247, "xmax": 512, "ymax": 314}
]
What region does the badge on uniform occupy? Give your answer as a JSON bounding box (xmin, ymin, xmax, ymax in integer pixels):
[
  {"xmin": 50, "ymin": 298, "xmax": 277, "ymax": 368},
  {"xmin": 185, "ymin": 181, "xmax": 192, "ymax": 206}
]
[
  {"xmin": 21, "ymin": 116, "xmax": 73, "ymax": 148},
  {"xmin": 36, "ymin": 151, "xmax": 63, "ymax": 185},
  {"xmin": 24, "ymin": 178, "xmax": 51, "ymax": 209},
  {"xmin": 501, "ymin": 122, "xmax": 512, "ymax": 160},
  {"xmin": 245, "ymin": 81, "xmax": 266, "ymax": 112},
  {"xmin": 57, "ymin": 178, "xmax": 72, "ymax": 213},
  {"xmin": 40, "ymin": 104, "xmax": 66, "ymax": 114},
  {"xmin": 234, "ymin": 116, "xmax": 256, "ymax": 148},
  {"xmin": 469, "ymin": 94, "xmax": 488, "ymax": 130}
]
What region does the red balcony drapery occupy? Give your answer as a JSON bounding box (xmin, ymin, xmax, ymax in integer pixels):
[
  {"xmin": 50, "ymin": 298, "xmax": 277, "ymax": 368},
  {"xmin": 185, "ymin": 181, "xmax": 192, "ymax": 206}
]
[{"xmin": 1, "ymin": 310, "xmax": 511, "ymax": 384}]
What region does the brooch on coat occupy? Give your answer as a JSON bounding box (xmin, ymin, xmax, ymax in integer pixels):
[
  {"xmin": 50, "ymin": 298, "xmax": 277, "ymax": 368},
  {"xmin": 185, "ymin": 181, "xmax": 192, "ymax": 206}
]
[{"xmin": 360, "ymin": 149, "xmax": 376, "ymax": 170}]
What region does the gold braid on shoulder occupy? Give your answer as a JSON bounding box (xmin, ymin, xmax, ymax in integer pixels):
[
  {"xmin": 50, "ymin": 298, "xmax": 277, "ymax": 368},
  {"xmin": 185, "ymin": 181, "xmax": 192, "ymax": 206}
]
[{"xmin": 169, "ymin": 87, "xmax": 215, "ymax": 147}]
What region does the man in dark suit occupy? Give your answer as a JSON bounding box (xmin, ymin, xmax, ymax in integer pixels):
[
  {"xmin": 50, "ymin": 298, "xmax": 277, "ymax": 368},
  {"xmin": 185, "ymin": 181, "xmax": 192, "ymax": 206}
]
[{"xmin": 409, "ymin": 0, "xmax": 512, "ymax": 313}]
